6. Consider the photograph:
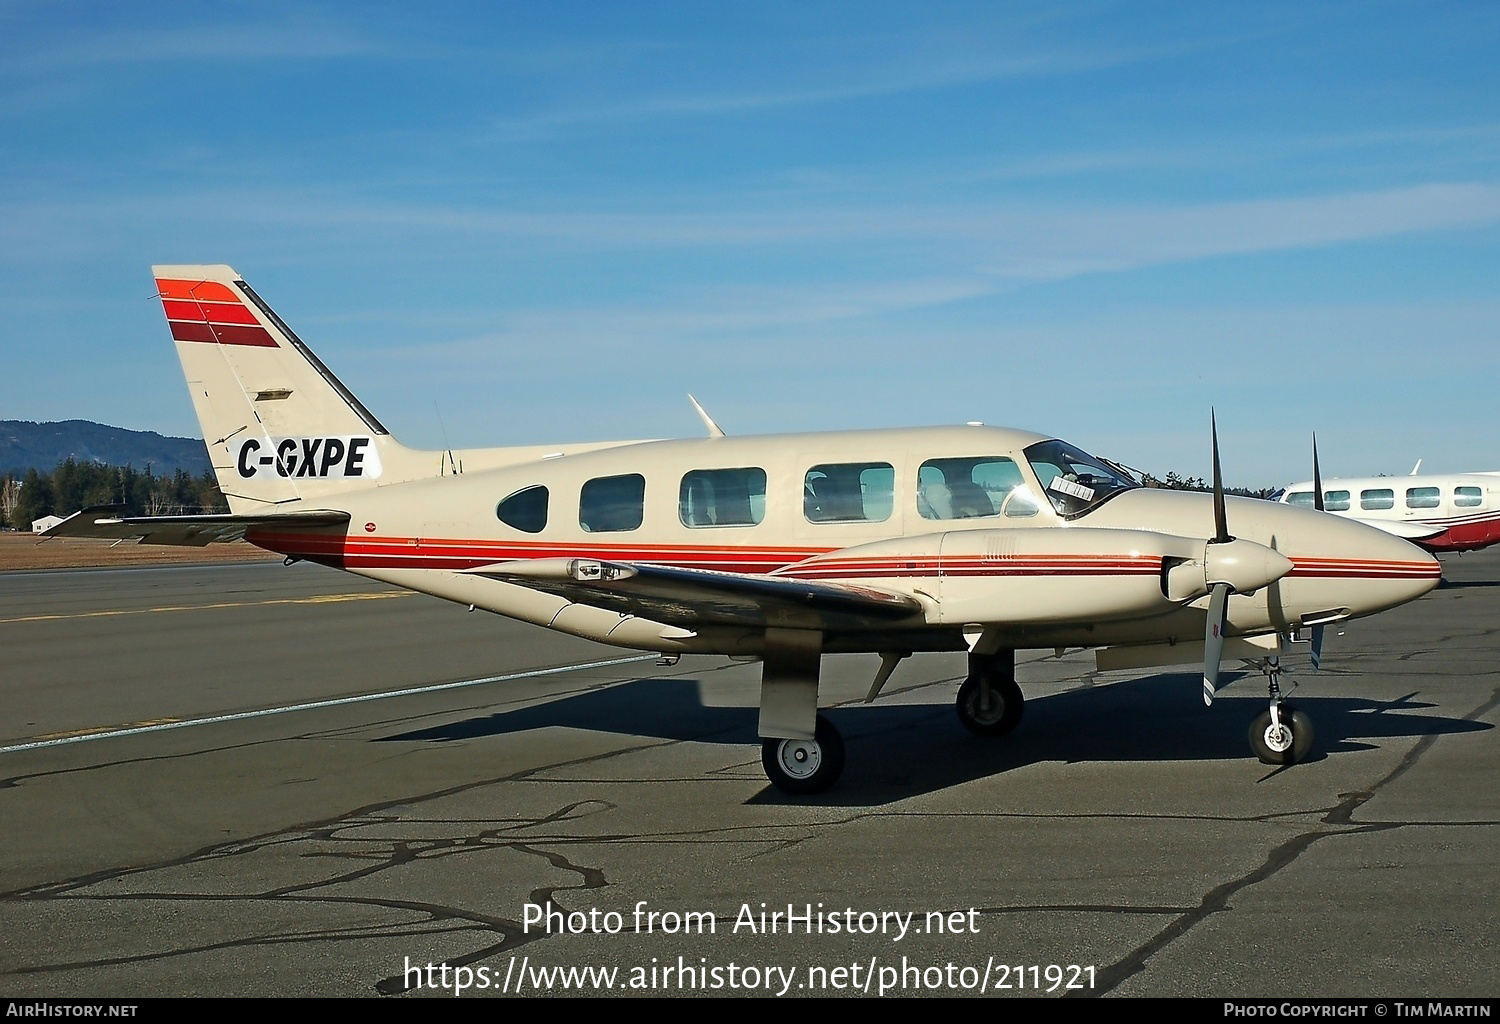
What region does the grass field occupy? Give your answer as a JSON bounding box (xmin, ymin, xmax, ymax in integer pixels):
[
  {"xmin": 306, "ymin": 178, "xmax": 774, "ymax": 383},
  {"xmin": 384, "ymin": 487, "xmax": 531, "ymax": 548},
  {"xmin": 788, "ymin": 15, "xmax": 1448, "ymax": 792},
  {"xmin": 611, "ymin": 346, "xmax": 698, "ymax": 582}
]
[{"xmin": 0, "ymin": 532, "xmax": 281, "ymax": 570}]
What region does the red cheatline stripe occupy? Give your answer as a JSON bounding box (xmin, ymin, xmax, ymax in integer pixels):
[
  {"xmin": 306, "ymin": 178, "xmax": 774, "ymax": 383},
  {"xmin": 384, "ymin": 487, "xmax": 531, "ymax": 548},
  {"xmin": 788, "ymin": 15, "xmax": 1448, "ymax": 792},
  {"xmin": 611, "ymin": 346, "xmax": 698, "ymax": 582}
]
[
  {"xmin": 249, "ymin": 533, "xmax": 833, "ymax": 572},
  {"xmin": 1286, "ymin": 556, "xmax": 1441, "ymax": 578},
  {"xmin": 1288, "ymin": 569, "xmax": 1439, "ymax": 576},
  {"xmin": 1415, "ymin": 509, "xmax": 1500, "ymax": 526},
  {"xmin": 1289, "ymin": 557, "xmax": 1440, "ymax": 574},
  {"xmin": 249, "ymin": 533, "xmax": 1439, "ymax": 580},
  {"xmin": 253, "ymin": 532, "xmax": 1172, "ymax": 578},
  {"xmin": 268, "ymin": 535, "xmax": 830, "ymax": 560}
]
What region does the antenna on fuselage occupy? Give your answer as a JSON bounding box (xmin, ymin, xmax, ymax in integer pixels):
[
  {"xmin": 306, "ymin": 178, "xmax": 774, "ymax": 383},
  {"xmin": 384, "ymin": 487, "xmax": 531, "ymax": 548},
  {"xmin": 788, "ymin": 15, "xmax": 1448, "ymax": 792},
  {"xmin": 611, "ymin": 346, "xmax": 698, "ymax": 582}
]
[
  {"xmin": 434, "ymin": 401, "xmax": 460, "ymax": 475},
  {"xmin": 687, "ymin": 394, "xmax": 726, "ymax": 438}
]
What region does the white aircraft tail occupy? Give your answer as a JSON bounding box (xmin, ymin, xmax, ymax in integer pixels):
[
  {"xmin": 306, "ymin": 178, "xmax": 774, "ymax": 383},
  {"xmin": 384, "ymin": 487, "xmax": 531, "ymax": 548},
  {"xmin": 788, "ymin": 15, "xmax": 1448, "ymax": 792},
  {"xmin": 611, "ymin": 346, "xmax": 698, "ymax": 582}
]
[{"xmin": 154, "ymin": 264, "xmax": 428, "ymax": 511}]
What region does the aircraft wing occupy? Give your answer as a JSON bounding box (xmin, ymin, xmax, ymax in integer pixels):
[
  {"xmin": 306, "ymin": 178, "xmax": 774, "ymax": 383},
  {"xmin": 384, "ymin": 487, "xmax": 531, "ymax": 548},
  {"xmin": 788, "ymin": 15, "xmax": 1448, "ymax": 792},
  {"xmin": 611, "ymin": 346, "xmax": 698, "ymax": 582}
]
[
  {"xmin": 1351, "ymin": 518, "xmax": 1446, "ymax": 541},
  {"xmin": 468, "ymin": 557, "xmax": 924, "ymax": 631},
  {"xmin": 41, "ymin": 505, "xmax": 351, "ymax": 547}
]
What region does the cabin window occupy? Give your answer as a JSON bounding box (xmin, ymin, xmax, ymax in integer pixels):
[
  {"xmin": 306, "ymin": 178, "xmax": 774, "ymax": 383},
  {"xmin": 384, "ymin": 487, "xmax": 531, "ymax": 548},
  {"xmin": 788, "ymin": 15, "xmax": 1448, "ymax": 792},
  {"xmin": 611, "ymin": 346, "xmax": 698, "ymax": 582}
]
[
  {"xmin": 1455, "ymin": 486, "xmax": 1483, "ymax": 508},
  {"xmin": 1287, "ymin": 491, "xmax": 1315, "ymax": 508},
  {"xmin": 496, "ymin": 485, "xmax": 548, "ymax": 533},
  {"xmin": 679, "ymin": 467, "xmax": 766, "ymax": 528},
  {"xmin": 804, "ymin": 462, "xmax": 894, "ymax": 523},
  {"xmin": 1325, "ymin": 490, "xmax": 1351, "ymax": 512},
  {"xmin": 580, "ymin": 473, "xmax": 645, "ymax": 533},
  {"xmin": 917, "ymin": 457, "xmax": 1027, "ymax": 520},
  {"xmin": 1360, "ymin": 488, "xmax": 1395, "ymax": 511},
  {"xmin": 1405, "ymin": 486, "xmax": 1440, "ymax": 510}
]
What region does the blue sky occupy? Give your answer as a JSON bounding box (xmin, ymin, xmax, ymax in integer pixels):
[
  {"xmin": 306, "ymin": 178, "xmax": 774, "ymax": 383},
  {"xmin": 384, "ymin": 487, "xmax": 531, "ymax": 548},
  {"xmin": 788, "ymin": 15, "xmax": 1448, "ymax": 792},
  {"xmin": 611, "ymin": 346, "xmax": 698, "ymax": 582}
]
[{"xmin": 2, "ymin": 1, "xmax": 1497, "ymax": 486}]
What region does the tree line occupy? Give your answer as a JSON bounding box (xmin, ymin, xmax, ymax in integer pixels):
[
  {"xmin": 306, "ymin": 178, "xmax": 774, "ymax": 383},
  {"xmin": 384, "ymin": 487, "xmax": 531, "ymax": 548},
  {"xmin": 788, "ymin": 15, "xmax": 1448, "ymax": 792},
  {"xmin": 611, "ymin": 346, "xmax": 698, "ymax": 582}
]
[
  {"xmin": 0, "ymin": 459, "xmax": 227, "ymax": 530},
  {"xmin": 1137, "ymin": 470, "xmax": 1277, "ymax": 499}
]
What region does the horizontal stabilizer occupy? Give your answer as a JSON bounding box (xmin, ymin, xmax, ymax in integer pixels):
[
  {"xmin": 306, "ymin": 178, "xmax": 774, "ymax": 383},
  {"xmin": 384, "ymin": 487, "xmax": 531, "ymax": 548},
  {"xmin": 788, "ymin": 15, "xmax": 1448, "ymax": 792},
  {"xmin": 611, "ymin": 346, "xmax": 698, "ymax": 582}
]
[
  {"xmin": 467, "ymin": 557, "xmax": 923, "ymax": 630},
  {"xmin": 42, "ymin": 505, "xmax": 350, "ymax": 547}
]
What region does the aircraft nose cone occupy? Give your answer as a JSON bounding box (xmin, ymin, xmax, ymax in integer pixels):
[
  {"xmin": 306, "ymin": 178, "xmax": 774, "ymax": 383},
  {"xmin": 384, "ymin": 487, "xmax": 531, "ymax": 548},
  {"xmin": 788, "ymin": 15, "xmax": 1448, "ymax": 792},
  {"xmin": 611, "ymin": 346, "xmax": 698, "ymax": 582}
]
[
  {"xmin": 1391, "ymin": 544, "xmax": 1443, "ymax": 604},
  {"xmin": 1328, "ymin": 524, "xmax": 1443, "ymax": 616}
]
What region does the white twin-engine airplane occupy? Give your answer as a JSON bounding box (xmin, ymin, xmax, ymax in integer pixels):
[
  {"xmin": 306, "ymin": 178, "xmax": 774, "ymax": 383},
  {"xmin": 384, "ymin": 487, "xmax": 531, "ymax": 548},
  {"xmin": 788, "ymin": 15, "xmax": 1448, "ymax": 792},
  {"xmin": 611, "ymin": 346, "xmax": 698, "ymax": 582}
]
[
  {"xmin": 47, "ymin": 266, "xmax": 1443, "ymax": 793},
  {"xmin": 1280, "ymin": 464, "xmax": 1500, "ymax": 554}
]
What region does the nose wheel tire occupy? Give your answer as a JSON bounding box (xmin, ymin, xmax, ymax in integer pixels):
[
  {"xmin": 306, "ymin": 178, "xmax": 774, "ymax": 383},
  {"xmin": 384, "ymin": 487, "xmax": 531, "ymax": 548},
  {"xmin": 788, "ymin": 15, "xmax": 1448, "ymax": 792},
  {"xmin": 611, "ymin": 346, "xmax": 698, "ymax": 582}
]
[
  {"xmin": 761, "ymin": 715, "xmax": 845, "ymax": 794},
  {"xmin": 956, "ymin": 675, "xmax": 1024, "ymax": 737},
  {"xmin": 1249, "ymin": 704, "xmax": 1314, "ymax": 765}
]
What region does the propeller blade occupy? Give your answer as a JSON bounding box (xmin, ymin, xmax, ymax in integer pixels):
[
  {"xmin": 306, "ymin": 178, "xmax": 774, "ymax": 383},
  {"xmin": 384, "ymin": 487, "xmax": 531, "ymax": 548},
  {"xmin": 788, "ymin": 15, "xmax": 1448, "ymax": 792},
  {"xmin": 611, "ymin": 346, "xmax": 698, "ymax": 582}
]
[
  {"xmin": 1312, "ymin": 432, "xmax": 1325, "ymax": 513},
  {"xmin": 1310, "ymin": 623, "xmax": 1324, "ymax": 671},
  {"xmin": 1202, "ymin": 582, "xmax": 1230, "ymax": 705},
  {"xmin": 1211, "ymin": 410, "xmax": 1230, "ymax": 544}
]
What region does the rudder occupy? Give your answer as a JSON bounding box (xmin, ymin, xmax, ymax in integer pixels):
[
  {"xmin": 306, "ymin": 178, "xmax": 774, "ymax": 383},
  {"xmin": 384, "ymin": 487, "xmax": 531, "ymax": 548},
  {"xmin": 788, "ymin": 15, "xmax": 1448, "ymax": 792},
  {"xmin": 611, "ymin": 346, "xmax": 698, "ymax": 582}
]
[{"xmin": 155, "ymin": 264, "xmax": 418, "ymax": 510}]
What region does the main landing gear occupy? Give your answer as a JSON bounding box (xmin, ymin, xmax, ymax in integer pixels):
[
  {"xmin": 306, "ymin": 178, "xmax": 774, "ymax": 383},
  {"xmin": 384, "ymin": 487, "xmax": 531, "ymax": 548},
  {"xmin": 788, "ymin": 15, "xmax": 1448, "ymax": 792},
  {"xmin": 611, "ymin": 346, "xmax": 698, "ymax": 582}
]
[
  {"xmin": 755, "ymin": 642, "xmax": 1028, "ymax": 795},
  {"xmin": 955, "ymin": 648, "xmax": 1025, "ymax": 737},
  {"xmin": 1248, "ymin": 653, "xmax": 1314, "ymax": 765},
  {"xmin": 757, "ymin": 627, "xmax": 848, "ymax": 795}
]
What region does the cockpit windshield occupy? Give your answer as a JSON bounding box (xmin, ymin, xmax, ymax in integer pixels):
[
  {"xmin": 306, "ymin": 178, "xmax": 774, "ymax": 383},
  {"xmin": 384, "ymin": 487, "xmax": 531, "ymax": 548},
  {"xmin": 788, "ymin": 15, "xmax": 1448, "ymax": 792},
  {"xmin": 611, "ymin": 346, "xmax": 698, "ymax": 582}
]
[{"xmin": 1023, "ymin": 439, "xmax": 1139, "ymax": 517}]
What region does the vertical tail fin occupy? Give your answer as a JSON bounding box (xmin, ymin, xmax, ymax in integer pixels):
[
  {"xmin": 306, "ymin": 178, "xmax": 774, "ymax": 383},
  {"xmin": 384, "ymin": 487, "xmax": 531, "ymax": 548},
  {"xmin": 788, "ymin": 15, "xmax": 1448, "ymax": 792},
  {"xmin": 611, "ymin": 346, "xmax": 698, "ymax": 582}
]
[{"xmin": 154, "ymin": 265, "xmax": 421, "ymax": 510}]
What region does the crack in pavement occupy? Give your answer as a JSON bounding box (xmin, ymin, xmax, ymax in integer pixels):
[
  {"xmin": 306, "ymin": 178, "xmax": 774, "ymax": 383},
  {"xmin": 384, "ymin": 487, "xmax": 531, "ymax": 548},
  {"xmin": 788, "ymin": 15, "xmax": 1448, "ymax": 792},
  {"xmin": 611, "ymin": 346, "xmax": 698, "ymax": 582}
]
[
  {"xmin": 2, "ymin": 662, "xmax": 1491, "ymax": 997},
  {"xmin": 1078, "ymin": 686, "xmax": 1500, "ymax": 997}
]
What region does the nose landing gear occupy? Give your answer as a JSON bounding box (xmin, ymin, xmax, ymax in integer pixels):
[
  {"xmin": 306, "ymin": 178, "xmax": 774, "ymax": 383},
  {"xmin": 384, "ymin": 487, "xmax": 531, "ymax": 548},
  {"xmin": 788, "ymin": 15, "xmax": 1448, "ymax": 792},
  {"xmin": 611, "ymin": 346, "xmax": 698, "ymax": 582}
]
[{"xmin": 1248, "ymin": 655, "xmax": 1314, "ymax": 765}]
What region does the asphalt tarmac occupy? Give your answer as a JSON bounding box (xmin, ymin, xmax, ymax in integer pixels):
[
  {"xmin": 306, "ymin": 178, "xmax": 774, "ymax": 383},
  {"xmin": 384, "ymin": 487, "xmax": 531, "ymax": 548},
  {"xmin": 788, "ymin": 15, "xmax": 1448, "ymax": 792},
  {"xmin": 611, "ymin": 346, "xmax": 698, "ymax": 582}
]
[{"xmin": 0, "ymin": 550, "xmax": 1495, "ymax": 998}]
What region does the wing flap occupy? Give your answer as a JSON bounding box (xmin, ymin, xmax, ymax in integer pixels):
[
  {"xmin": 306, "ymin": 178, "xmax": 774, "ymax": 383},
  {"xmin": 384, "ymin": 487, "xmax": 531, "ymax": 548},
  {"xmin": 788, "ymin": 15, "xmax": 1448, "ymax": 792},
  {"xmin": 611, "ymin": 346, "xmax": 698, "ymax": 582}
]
[
  {"xmin": 41, "ymin": 505, "xmax": 350, "ymax": 546},
  {"xmin": 467, "ymin": 557, "xmax": 923, "ymax": 630}
]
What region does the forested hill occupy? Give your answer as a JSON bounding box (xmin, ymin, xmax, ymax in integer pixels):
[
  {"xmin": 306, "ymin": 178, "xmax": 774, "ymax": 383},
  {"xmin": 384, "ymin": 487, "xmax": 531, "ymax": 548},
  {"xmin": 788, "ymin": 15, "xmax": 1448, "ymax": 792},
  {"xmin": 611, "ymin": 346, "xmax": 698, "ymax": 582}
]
[{"xmin": 0, "ymin": 420, "xmax": 210, "ymax": 476}]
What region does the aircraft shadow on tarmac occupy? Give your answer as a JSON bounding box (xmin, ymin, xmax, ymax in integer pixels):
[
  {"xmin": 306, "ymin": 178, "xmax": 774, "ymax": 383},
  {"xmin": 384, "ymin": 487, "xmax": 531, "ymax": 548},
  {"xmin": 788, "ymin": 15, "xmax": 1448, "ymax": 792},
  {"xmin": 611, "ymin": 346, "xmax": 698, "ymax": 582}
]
[
  {"xmin": 381, "ymin": 675, "xmax": 1489, "ymax": 805},
  {"xmin": 1436, "ymin": 578, "xmax": 1500, "ymax": 589}
]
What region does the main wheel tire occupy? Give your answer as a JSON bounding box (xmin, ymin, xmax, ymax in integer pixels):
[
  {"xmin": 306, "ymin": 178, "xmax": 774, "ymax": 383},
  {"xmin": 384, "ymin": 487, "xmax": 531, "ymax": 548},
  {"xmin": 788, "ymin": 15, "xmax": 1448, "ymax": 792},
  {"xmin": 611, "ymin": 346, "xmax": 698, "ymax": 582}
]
[
  {"xmin": 761, "ymin": 714, "xmax": 845, "ymax": 794},
  {"xmin": 956, "ymin": 675, "xmax": 1024, "ymax": 737},
  {"xmin": 1249, "ymin": 704, "xmax": 1314, "ymax": 765}
]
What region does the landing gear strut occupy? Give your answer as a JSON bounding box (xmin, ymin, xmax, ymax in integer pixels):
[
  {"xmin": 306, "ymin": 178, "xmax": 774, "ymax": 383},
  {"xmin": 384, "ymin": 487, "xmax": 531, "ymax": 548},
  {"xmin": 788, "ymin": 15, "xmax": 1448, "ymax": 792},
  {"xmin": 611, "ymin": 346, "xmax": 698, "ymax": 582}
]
[
  {"xmin": 955, "ymin": 648, "xmax": 1024, "ymax": 737},
  {"xmin": 757, "ymin": 627, "xmax": 846, "ymax": 794},
  {"xmin": 1248, "ymin": 654, "xmax": 1314, "ymax": 765}
]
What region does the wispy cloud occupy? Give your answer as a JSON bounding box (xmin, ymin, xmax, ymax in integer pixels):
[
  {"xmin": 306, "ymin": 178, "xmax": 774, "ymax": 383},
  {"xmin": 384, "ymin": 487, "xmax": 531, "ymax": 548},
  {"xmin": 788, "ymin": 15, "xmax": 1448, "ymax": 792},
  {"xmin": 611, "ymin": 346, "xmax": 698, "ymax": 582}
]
[
  {"xmin": 2, "ymin": 22, "xmax": 385, "ymax": 75},
  {"xmin": 485, "ymin": 28, "xmax": 1242, "ymax": 137},
  {"xmin": 5, "ymin": 181, "xmax": 1498, "ymax": 293}
]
